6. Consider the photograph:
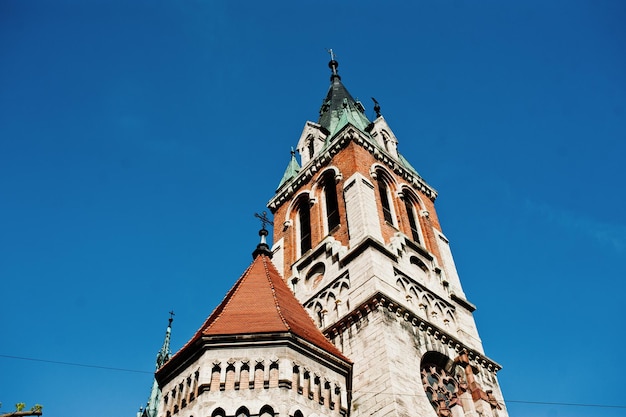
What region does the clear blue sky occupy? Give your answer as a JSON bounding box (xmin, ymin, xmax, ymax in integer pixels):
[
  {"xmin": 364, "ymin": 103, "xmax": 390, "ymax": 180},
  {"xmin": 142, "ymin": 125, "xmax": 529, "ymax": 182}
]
[{"xmin": 1, "ymin": 1, "xmax": 625, "ymax": 416}]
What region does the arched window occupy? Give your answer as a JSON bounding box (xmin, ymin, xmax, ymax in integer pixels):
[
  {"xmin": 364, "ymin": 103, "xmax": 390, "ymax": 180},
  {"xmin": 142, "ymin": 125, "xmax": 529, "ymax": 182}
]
[
  {"xmin": 307, "ymin": 136, "xmax": 315, "ymax": 159},
  {"xmin": 376, "ymin": 171, "xmax": 395, "ymax": 224},
  {"xmin": 305, "ymin": 263, "xmax": 325, "ymax": 290},
  {"xmin": 297, "ymin": 197, "xmax": 311, "ymax": 254},
  {"xmin": 403, "ymin": 195, "xmax": 422, "ymax": 243},
  {"xmin": 259, "ymin": 405, "xmax": 275, "ymax": 417},
  {"xmin": 240, "ymin": 362, "xmax": 250, "ymax": 390},
  {"xmin": 210, "ymin": 364, "xmax": 221, "ymax": 392},
  {"xmin": 211, "ymin": 408, "xmax": 225, "ymax": 417},
  {"xmin": 236, "ymin": 407, "xmax": 250, "ymax": 417},
  {"xmin": 322, "ymin": 174, "xmax": 340, "ymax": 232},
  {"xmin": 382, "ymin": 131, "xmax": 391, "ymax": 152},
  {"xmin": 421, "ymin": 352, "xmax": 461, "ymax": 417},
  {"xmin": 254, "ymin": 362, "xmax": 265, "ymax": 389}
]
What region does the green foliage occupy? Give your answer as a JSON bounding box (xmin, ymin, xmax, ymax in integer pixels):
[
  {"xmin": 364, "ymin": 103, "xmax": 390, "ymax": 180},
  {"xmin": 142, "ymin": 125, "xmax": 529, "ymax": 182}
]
[
  {"xmin": 15, "ymin": 403, "xmax": 26, "ymax": 412},
  {"xmin": 31, "ymin": 405, "xmax": 43, "ymax": 413}
]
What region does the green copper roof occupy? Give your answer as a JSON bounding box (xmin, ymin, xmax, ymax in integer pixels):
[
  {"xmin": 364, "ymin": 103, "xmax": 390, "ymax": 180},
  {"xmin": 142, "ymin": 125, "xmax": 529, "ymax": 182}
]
[
  {"xmin": 318, "ymin": 61, "xmax": 371, "ymax": 139},
  {"xmin": 276, "ymin": 149, "xmax": 301, "ymax": 190},
  {"xmin": 398, "ymin": 152, "xmax": 420, "ymax": 176},
  {"xmin": 139, "ymin": 316, "xmax": 173, "ymax": 417}
]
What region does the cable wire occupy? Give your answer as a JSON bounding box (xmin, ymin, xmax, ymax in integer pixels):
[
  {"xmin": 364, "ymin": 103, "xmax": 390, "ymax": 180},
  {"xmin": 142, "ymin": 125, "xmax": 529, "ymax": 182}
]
[
  {"xmin": 0, "ymin": 354, "xmax": 152, "ymax": 374},
  {"xmin": 2, "ymin": 354, "xmax": 626, "ymax": 409}
]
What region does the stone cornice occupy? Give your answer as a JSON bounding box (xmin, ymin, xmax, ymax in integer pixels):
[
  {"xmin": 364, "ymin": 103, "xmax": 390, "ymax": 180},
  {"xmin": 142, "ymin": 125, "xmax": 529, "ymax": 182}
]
[
  {"xmin": 324, "ymin": 293, "xmax": 502, "ymax": 374},
  {"xmin": 156, "ymin": 331, "xmax": 352, "ymax": 387},
  {"xmin": 451, "ymin": 292, "xmax": 477, "ymax": 312},
  {"xmin": 268, "ymin": 125, "xmax": 437, "ymax": 212}
]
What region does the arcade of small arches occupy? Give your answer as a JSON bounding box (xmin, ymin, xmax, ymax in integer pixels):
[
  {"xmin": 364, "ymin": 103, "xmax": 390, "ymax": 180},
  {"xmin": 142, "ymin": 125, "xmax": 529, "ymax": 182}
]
[
  {"xmin": 163, "ymin": 359, "xmax": 346, "ymax": 415},
  {"xmin": 208, "ymin": 406, "xmax": 335, "ymax": 417},
  {"xmin": 302, "ymin": 270, "xmax": 350, "ymax": 328},
  {"xmin": 163, "ymin": 370, "xmax": 200, "ymax": 416},
  {"xmin": 284, "ymin": 165, "xmax": 429, "ymax": 256},
  {"xmin": 395, "ymin": 272, "xmax": 458, "ymax": 331}
]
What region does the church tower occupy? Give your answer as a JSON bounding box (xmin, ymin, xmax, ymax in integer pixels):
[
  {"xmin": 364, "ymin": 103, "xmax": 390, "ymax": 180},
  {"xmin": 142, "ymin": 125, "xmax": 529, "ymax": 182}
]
[
  {"xmin": 151, "ymin": 56, "xmax": 508, "ymax": 417},
  {"xmin": 268, "ymin": 57, "xmax": 508, "ymax": 417}
]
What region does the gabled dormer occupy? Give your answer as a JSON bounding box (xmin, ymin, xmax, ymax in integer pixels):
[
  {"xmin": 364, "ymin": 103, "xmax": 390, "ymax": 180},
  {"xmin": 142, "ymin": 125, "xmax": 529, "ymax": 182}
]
[
  {"xmin": 295, "ymin": 121, "xmax": 328, "ymax": 167},
  {"xmin": 367, "ymin": 115, "xmax": 399, "ymax": 159}
]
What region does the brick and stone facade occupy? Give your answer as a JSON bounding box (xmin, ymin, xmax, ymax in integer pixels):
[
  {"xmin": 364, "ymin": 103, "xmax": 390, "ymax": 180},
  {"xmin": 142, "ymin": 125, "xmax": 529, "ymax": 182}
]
[
  {"xmin": 267, "ymin": 61, "xmax": 508, "ymax": 417},
  {"xmin": 152, "ymin": 59, "xmax": 508, "ymax": 417}
]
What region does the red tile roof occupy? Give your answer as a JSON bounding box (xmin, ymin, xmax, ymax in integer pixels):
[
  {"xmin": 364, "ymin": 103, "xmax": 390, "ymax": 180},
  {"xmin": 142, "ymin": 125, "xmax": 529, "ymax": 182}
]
[{"xmin": 168, "ymin": 253, "xmax": 349, "ymax": 364}]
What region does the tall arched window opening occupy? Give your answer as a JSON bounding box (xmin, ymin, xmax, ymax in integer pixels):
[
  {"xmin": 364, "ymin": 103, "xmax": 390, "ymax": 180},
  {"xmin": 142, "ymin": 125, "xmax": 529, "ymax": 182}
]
[
  {"xmin": 377, "ymin": 174, "xmax": 394, "ymax": 224},
  {"xmin": 297, "ymin": 198, "xmax": 312, "ymax": 254},
  {"xmin": 307, "ymin": 137, "xmax": 315, "ymax": 159},
  {"xmin": 323, "ymin": 174, "xmax": 340, "ymax": 232},
  {"xmin": 404, "ymin": 197, "xmax": 421, "ymax": 243}
]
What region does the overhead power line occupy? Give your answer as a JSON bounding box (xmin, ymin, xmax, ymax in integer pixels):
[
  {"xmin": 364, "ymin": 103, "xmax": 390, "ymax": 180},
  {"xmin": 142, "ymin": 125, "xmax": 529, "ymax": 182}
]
[
  {"xmin": 506, "ymin": 399, "xmax": 626, "ymax": 409},
  {"xmin": 2, "ymin": 354, "xmax": 626, "ymax": 410},
  {"xmin": 0, "ymin": 353, "xmax": 152, "ymax": 374}
]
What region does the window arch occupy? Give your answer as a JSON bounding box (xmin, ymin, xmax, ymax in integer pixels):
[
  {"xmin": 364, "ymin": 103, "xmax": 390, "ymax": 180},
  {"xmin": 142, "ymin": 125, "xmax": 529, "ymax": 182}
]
[
  {"xmin": 236, "ymin": 406, "xmax": 250, "ymax": 417},
  {"xmin": 421, "ymin": 352, "xmax": 462, "ymax": 417},
  {"xmin": 307, "ymin": 136, "xmax": 315, "ymax": 159},
  {"xmin": 296, "ymin": 196, "xmax": 312, "ymax": 254},
  {"xmin": 382, "ymin": 130, "xmax": 391, "ymax": 152},
  {"xmin": 404, "ymin": 197, "xmax": 420, "ymax": 242},
  {"xmin": 321, "ymin": 173, "xmax": 340, "ymax": 232},
  {"xmin": 410, "ymin": 256, "xmax": 429, "ymax": 273},
  {"xmin": 376, "ymin": 169, "xmax": 396, "ymax": 225},
  {"xmin": 401, "ymin": 188, "xmax": 424, "ymax": 244},
  {"xmin": 259, "ymin": 405, "xmax": 275, "ymax": 417},
  {"xmin": 211, "ymin": 408, "xmax": 226, "ymax": 417},
  {"xmin": 305, "ymin": 263, "xmax": 325, "ymax": 289}
]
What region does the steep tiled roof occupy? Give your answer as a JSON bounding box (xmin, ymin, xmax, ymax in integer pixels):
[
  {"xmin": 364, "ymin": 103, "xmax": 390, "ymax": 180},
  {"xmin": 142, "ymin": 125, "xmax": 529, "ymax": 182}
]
[{"xmin": 167, "ymin": 253, "xmax": 349, "ymax": 364}]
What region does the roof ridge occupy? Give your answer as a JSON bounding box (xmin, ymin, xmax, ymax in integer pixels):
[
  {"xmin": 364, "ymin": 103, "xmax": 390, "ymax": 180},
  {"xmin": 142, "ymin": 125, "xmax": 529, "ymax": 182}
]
[
  {"xmin": 166, "ymin": 260, "xmax": 256, "ymax": 362},
  {"xmin": 203, "ymin": 261, "xmax": 254, "ymax": 334},
  {"xmin": 262, "ymin": 256, "xmax": 292, "ymax": 332}
]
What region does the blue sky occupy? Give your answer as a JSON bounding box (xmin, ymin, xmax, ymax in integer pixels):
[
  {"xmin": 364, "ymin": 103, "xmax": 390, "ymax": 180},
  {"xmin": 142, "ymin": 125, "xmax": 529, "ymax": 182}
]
[{"xmin": 1, "ymin": 1, "xmax": 625, "ymax": 416}]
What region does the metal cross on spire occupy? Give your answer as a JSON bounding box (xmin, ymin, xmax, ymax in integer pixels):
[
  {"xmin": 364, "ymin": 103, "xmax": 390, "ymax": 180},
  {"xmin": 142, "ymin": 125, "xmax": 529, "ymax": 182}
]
[
  {"xmin": 327, "ymin": 48, "xmax": 339, "ymax": 77},
  {"xmin": 254, "ymin": 211, "xmax": 273, "ymax": 231},
  {"xmin": 252, "ymin": 211, "xmax": 273, "ymax": 259}
]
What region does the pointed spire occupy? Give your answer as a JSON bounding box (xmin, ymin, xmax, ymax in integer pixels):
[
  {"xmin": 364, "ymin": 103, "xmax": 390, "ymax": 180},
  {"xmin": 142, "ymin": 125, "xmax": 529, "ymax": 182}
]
[
  {"xmin": 276, "ymin": 148, "xmax": 301, "ymax": 191},
  {"xmin": 318, "ymin": 52, "xmax": 371, "ymax": 138},
  {"xmin": 155, "ymin": 312, "xmax": 174, "ymax": 369},
  {"xmin": 140, "ymin": 314, "xmax": 174, "ymax": 417}
]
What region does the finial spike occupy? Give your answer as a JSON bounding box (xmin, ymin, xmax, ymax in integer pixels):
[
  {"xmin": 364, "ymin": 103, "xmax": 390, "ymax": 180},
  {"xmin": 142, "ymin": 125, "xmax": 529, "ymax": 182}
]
[
  {"xmin": 253, "ymin": 211, "xmax": 274, "ymax": 259},
  {"xmin": 327, "ymin": 48, "xmax": 339, "ymax": 79},
  {"xmin": 372, "ymin": 97, "xmax": 381, "ymax": 118}
]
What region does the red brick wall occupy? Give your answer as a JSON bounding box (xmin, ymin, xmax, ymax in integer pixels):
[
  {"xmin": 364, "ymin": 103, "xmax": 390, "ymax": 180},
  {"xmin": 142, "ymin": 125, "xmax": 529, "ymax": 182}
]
[{"xmin": 271, "ymin": 138, "xmax": 445, "ymax": 279}]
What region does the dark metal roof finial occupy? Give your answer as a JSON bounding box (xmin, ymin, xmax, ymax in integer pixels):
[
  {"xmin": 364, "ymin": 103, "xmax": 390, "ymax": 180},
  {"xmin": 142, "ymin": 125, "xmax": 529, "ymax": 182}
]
[
  {"xmin": 327, "ymin": 49, "xmax": 340, "ymax": 81},
  {"xmin": 372, "ymin": 97, "xmax": 381, "ymax": 118},
  {"xmin": 253, "ymin": 211, "xmax": 274, "ymax": 259}
]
